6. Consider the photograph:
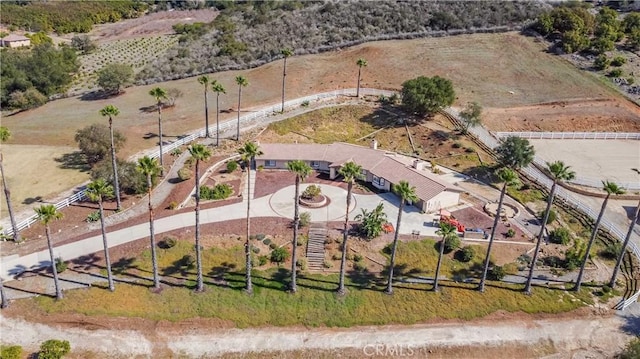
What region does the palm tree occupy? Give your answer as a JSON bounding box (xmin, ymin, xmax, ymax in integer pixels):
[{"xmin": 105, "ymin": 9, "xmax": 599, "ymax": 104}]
[
  {"xmin": 479, "ymin": 167, "xmax": 519, "ymax": 292},
  {"xmin": 0, "ymin": 126, "xmax": 19, "ymax": 242},
  {"xmin": 212, "ymin": 82, "xmax": 226, "ymax": 146},
  {"xmin": 524, "ymin": 161, "xmax": 575, "ymax": 294},
  {"xmin": 149, "ymin": 87, "xmax": 168, "ymax": 176},
  {"xmin": 99, "ymin": 105, "xmax": 122, "ymax": 211},
  {"xmin": 189, "ymin": 144, "xmax": 212, "ymax": 292},
  {"xmin": 198, "ymin": 76, "xmax": 212, "ymax": 138},
  {"xmin": 35, "ymin": 204, "xmax": 64, "ymax": 300},
  {"xmin": 86, "ymin": 179, "xmax": 116, "ymax": 292},
  {"xmin": 356, "ymin": 58, "xmax": 367, "ymax": 98},
  {"xmin": 235, "ymin": 76, "xmax": 249, "ymax": 141},
  {"xmin": 575, "ymin": 181, "xmax": 625, "ymax": 291},
  {"xmin": 238, "ymin": 142, "xmax": 263, "ymax": 294},
  {"xmin": 281, "ymin": 48, "xmax": 293, "ymax": 112},
  {"xmin": 434, "ymin": 222, "xmax": 457, "ymax": 292},
  {"xmin": 495, "ymin": 136, "xmax": 535, "ymax": 170},
  {"xmin": 137, "ymin": 156, "xmax": 162, "ymax": 289},
  {"xmin": 610, "ymin": 198, "xmax": 640, "ymax": 288},
  {"xmin": 286, "ymin": 160, "xmax": 312, "ymax": 293},
  {"xmin": 337, "ymin": 161, "xmax": 363, "ymax": 295},
  {"xmin": 0, "ymin": 277, "xmax": 7, "ymax": 309},
  {"xmin": 385, "ymin": 180, "xmax": 418, "ymax": 295}
]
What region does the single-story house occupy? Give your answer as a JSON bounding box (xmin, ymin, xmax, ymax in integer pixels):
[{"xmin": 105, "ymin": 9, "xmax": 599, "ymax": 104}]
[
  {"xmin": 256, "ymin": 142, "xmax": 463, "ymax": 213},
  {"xmin": 0, "ymin": 34, "xmax": 31, "ymax": 48}
]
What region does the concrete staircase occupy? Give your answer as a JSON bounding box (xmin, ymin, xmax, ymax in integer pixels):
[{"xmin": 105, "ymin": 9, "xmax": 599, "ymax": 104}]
[{"xmin": 306, "ymin": 223, "xmax": 327, "ymax": 271}]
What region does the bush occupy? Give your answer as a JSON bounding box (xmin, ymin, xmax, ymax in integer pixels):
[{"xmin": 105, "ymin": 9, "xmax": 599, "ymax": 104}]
[
  {"xmin": 302, "ymin": 185, "xmax": 321, "ymax": 199},
  {"xmin": 353, "ymin": 261, "xmax": 367, "ymax": 271},
  {"xmin": 618, "ymin": 338, "xmax": 640, "ymax": 359},
  {"xmin": 258, "ymin": 255, "xmax": 268, "ymax": 266},
  {"xmin": 506, "ymin": 228, "xmax": 516, "ymax": 238},
  {"xmin": 38, "ymin": 339, "xmax": 70, "ymax": 359},
  {"xmin": 452, "ymin": 141, "xmax": 462, "ymax": 148},
  {"xmin": 263, "ymin": 238, "xmax": 271, "ymax": 245},
  {"xmin": 256, "ymin": 234, "xmax": 266, "ymax": 241},
  {"xmin": 443, "ymin": 235, "xmax": 461, "ymax": 253},
  {"xmin": 252, "ymin": 246, "xmax": 260, "ymax": 254},
  {"xmin": 353, "ymin": 253, "xmax": 364, "ymax": 262},
  {"xmin": 200, "ymin": 184, "xmax": 233, "ymax": 200},
  {"xmin": 270, "ymin": 247, "xmax": 290, "ymax": 264},
  {"xmin": 226, "ymin": 161, "xmax": 238, "ymax": 173},
  {"xmin": 611, "ymin": 56, "xmax": 627, "ymax": 67},
  {"xmin": 297, "ymin": 235, "xmax": 308, "ymax": 247},
  {"xmin": 488, "ymin": 266, "xmax": 506, "ymax": 281},
  {"xmin": 323, "ymin": 260, "xmax": 333, "ymax": 268},
  {"xmin": 301, "ymin": 100, "xmax": 310, "ymax": 108},
  {"xmin": 296, "ymin": 258, "xmax": 307, "ymax": 270},
  {"xmin": 170, "ymin": 148, "xmax": 183, "ymax": 156},
  {"xmin": 178, "ymin": 167, "xmax": 193, "ymax": 181},
  {"xmin": 159, "ymin": 236, "xmax": 177, "ymax": 249},
  {"xmin": 549, "ymin": 227, "xmax": 572, "ymax": 245},
  {"xmin": 332, "ymin": 252, "xmax": 341, "ymax": 260},
  {"xmin": 299, "ymin": 212, "xmax": 311, "ymax": 227},
  {"xmin": 269, "ymin": 243, "xmax": 277, "ymax": 250},
  {"xmin": 457, "ymin": 246, "xmax": 475, "ymax": 262},
  {"xmin": 594, "ymin": 54, "xmax": 610, "ymax": 70},
  {"xmin": 601, "ymin": 242, "xmax": 622, "ymax": 259},
  {"xmin": 601, "ymin": 284, "xmax": 612, "ymax": 294},
  {"xmin": 86, "ymin": 210, "xmax": 101, "ymax": 223},
  {"xmin": 168, "ymin": 201, "xmax": 178, "ymax": 210},
  {"xmin": 55, "ymin": 258, "xmax": 67, "ymax": 273},
  {"xmin": 401, "ymin": 75, "xmax": 455, "ymax": 116},
  {"xmin": 1, "ymin": 345, "xmax": 23, "ymax": 359},
  {"xmin": 538, "ymin": 209, "xmax": 557, "ymax": 225},
  {"xmin": 608, "ymin": 68, "xmax": 623, "ymax": 78}
]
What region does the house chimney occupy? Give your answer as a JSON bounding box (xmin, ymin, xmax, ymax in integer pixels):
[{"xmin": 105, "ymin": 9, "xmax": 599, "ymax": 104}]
[
  {"xmin": 370, "ymin": 139, "xmax": 378, "ymax": 150},
  {"xmin": 413, "ymin": 159, "xmax": 425, "ymax": 171}
]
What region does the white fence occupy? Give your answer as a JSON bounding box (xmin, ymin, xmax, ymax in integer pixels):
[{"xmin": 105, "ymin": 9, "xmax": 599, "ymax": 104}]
[
  {"xmin": 2, "ymin": 88, "xmax": 395, "ymax": 237},
  {"xmin": 496, "ymin": 131, "xmax": 640, "ymax": 190},
  {"xmin": 495, "ymin": 132, "xmax": 640, "ymax": 140}
]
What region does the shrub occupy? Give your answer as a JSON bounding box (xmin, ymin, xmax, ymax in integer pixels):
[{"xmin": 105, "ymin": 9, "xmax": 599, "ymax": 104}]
[
  {"xmin": 538, "ymin": 209, "xmax": 557, "ymax": 225},
  {"xmin": 301, "ymin": 100, "xmax": 310, "ymax": 107},
  {"xmin": 159, "ymin": 236, "xmax": 177, "ymax": 249},
  {"xmin": 226, "ymin": 161, "xmax": 238, "ymax": 173},
  {"xmin": 170, "ymin": 148, "xmax": 183, "ymax": 156},
  {"xmin": 601, "ymin": 242, "xmax": 622, "ymax": 259},
  {"xmin": 506, "ymin": 228, "xmax": 516, "ymax": 238},
  {"xmin": 443, "ymin": 235, "xmax": 461, "ymax": 253},
  {"xmin": 299, "ymin": 212, "xmax": 311, "ymax": 227},
  {"xmin": 297, "ymin": 235, "xmax": 308, "ymax": 247},
  {"xmin": 270, "ymin": 247, "xmax": 290, "ymax": 264},
  {"xmin": 332, "ymin": 252, "xmax": 342, "ymax": 260},
  {"xmin": 353, "ymin": 261, "xmax": 367, "ymax": 271},
  {"xmin": 627, "ymin": 77, "xmax": 635, "ymax": 85},
  {"xmin": 353, "ymin": 253, "xmax": 364, "ymax": 262},
  {"xmin": 323, "ymin": 260, "xmax": 333, "ymax": 268},
  {"xmin": 178, "ymin": 167, "xmax": 192, "ymax": 181},
  {"xmin": 608, "ymin": 68, "xmax": 623, "ymax": 77},
  {"xmin": 543, "ymin": 255, "xmax": 564, "ymax": 268},
  {"xmin": 296, "ymin": 258, "xmax": 307, "ymax": 270},
  {"xmin": 503, "ymin": 262, "xmax": 519, "ymax": 275},
  {"xmin": 1, "ymin": 345, "xmax": 23, "ymax": 359},
  {"xmin": 55, "ymin": 258, "xmax": 67, "ymax": 273},
  {"xmin": 488, "ymin": 266, "xmax": 506, "ymax": 281},
  {"xmin": 611, "ymin": 56, "xmax": 627, "ymax": 67},
  {"xmin": 256, "ymin": 234, "xmax": 266, "ymax": 241},
  {"xmin": 258, "ymin": 255, "xmax": 268, "ymax": 266},
  {"xmin": 180, "ymin": 254, "xmax": 195, "ymax": 268},
  {"xmin": 86, "ymin": 210, "xmax": 101, "ymax": 223},
  {"xmin": 594, "ymin": 54, "xmax": 609, "ymax": 70},
  {"xmin": 452, "ymin": 141, "xmax": 462, "ymax": 148},
  {"xmin": 619, "ymin": 338, "xmax": 640, "ymax": 359},
  {"xmin": 252, "ymin": 246, "xmax": 260, "ymax": 254},
  {"xmin": 302, "ymin": 185, "xmax": 321, "ymax": 199},
  {"xmin": 38, "ymin": 339, "xmax": 70, "ymax": 359},
  {"xmin": 269, "ymin": 243, "xmax": 277, "ymax": 249},
  {"xmin": 263, "ymin": 238, "xmax": 272, "ymax": 245},
  {"xmin": 458, "ymin": 246, "xmax": 475, "ymax": 262},
  {"xmin": 601, "ymin": 284, "xmax": 612, "ymax": 294},
  {"xmin": 549, "ymin": 227, "xmax": 572, "ymax": 245},
  {"xmin": 200, "ymin": 184, "xmax": 233, "ymax": 200}
]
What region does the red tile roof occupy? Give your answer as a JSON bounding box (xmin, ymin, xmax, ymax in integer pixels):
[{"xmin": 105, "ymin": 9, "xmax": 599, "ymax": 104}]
[{"xmin": 258, "ymin": 142, "xmax": 461, "ymax": 202}]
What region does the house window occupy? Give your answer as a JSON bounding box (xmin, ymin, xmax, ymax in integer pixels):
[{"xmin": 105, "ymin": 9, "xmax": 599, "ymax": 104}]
[
  {"xmin": 310, "ymin": 161, "xmax": 320, "ymax": 168},
  {"xmin": 373, "ymin": 176, "xmax": 385, "ymax": 186},
  {"xmin": 265, "ymin": 160, "xmax": 276, "ymax": 167}
]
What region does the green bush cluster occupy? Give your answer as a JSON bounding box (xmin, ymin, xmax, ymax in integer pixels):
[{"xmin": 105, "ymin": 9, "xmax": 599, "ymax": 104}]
[
  {"xmin": 55, "ymin": 258, "xmax": 67, "ymax": 273},
  {"xmin": 226, "ymin": 161, "xmax": 238, "ymax": 173},
  {"xmin": 270, "ymin": 247, "xmax": 290, "ymax": 264},
  {"xmin": 200, "ymin": 184, "xmax": 233, "ymax": 200},
  {"xmin": 549, "ymin": 227, "xmax": 572, "ymax": 245},
  {"xmin": 85, "ymin": 210, "xmax": 101, "ymax": 223},
  {"xmin": 38, "ymin": 339, "xmax": 70, "ymax": 359},
  {"xmin": 1, "ymin": 345, "xmax": 23, "ymax": 359}
]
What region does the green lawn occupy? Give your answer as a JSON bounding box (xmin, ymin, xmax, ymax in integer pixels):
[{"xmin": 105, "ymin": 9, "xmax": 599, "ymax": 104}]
[{"xmin": 24, "ymin": 240, "xmax": 594, "ymax": 328}]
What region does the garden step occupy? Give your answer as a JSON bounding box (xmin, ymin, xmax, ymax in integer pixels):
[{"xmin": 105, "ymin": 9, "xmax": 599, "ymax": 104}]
[{"xmin": 306, "ymin": 223, "xmax": 328, "ymax": 272}]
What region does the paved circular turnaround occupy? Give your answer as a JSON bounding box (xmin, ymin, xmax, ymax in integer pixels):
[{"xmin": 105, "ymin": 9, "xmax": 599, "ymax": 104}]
[{"xmin": 269, "ymin": 184, "xmax": 356, "ymax": 222}]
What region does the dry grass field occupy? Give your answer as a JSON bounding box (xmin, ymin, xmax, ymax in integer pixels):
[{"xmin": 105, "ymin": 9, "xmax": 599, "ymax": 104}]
[{"xmin": 2, "ymin": 32, "xmax": 638, "ymax": 219}]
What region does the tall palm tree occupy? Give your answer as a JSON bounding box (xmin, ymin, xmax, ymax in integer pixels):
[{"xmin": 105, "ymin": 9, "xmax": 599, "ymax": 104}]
[
  {"xmin": 238, "ymin": 142, "xmax": 262, "ymax": 294},
  {"xmin": 99, "ymin": 105, "xmax": 122, "ymax": 211},
  {"xmin": 434, "ymin": 222, "xmax": 457, "ymax": 292},
  {"xmin": 137, "ymin": 156, "xmax": 162, "ymax": 289},
  {"xmin": 524, "ymin": 161, "xmax": 575, "ymax": 294},
  {"xmin": 35, "ymin": 204, "xmax": 64, "ymax": 300},
  {"xmin": 198, "ymin": 75, "xmax": 212, "ymax": 138},
  {"xmin": 385, "ymin": 180, "xmax": 418, "ymax": 295},
  {"xmin": 356, "ymin": 58, "xmax": 367, "ymax": 98},
  {"xmin": 337, "ymin": 161, "xmax": 363, "ymax": 295},
  {"xmin": 0, "ymin": 277, "xmax": 7, "ymax": 309},
  {"xmin": 212, "ymin": 82, "xmax": 226, "ymax": 146},
  {"xmin": 0, "ymin": 126, "xmax": 19, "ymax": 242},
  {"xmin": 235, "ymin": 76, "xmax": 249, "ymax": 141},
  {"xmin": 189, "ymin": 144, "xmax": 212, "ymax": 292},
  {"xmin": 479, "ymin": 167, "xmax": 519, "ymax": 292},
  {"xmin": 149, "ymin": 87, "xmax": 168, "ymax": 176},
  {"xmin": 286, "ymin": 160, "xmax": 312, "ymax": 293},
  {"xmin": 610, "ymin": 199, "xmax": 640, "ymax": 288},
  {"xmin": 86, "ymin": 179, "xmax": 116, "ymax": 292},
  {"xmin": 281, "ymin": 48, "xmax": 293, "ymax": 112},
  {"xmin": 575, "ymin": 181, "xmax": 625, "ymax": 291}
]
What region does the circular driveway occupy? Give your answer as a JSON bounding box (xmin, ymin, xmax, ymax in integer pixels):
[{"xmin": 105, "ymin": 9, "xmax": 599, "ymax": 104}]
[{"xmin": 269, "ymin": 183, "xmax": 356, "ymax": 222}]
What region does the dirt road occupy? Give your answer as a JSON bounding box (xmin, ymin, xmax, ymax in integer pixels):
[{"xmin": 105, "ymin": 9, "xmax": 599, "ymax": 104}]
[{"xmin": 1, "ymin": 313, "xmax": 633, "ymax": 358}]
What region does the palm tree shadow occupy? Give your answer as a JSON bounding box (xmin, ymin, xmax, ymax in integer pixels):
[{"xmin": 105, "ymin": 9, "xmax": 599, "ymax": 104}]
[
  {"xmin": 621, "ymin": 315, "xmax": 640, "ymax": 335},
  {"xmin": 346, "ymin": 269, "xmax": 383, "ymax": 289}
]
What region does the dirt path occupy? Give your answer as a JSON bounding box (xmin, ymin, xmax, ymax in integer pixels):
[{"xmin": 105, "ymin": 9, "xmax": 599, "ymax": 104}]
[{"xmin": 0, "ymin": 313, "xmax": 632, "ymax": 358}]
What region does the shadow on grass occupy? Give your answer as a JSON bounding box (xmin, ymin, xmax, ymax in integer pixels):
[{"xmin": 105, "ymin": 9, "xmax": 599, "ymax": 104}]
[{"xmin": 54, "ymin": 151, "xmax": 91, "ymax": 172}]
